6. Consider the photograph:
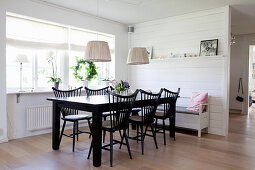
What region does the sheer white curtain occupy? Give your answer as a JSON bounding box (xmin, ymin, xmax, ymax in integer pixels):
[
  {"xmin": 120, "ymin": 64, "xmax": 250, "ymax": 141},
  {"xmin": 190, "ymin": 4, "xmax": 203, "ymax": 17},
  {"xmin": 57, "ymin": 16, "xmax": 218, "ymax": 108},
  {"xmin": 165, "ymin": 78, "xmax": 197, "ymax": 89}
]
[{"xmin": 6, "ymin": 15, "xmax": 68, "ymax": 90}]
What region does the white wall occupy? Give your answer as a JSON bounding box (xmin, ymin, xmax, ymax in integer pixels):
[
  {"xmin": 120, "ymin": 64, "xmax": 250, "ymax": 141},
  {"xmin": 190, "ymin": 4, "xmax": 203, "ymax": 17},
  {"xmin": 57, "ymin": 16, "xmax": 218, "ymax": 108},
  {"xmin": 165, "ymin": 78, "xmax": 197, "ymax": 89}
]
[
  {"xmin": 0, "ymin": 3, "xmax": 7, "ymax": 143},
  {"xmin": 128, "ymin": 7, "xmax": 231, "ymax": 136},
  {"xmin": 0, "ymin": 0, "xmax": 128, "ymax": 140},
  {"xmin": 7, "ymin": 93, "xmax": 54, "ymax": 139},
  {"xmin": 7, "ymin": 92, "xmax": 90, "ymax": 139},
  {"xmin": 230, "ymin": 34, "xmax": 255, "ymax": 114}
]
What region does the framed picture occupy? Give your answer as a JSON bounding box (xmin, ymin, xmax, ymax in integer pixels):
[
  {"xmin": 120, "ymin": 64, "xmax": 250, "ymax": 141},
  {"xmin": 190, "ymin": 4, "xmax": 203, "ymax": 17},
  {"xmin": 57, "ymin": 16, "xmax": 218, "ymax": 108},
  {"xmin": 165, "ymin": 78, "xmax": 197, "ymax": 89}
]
[
  {"xmin": 199, "ymin": 39, "xmax": 218, "ymax": 56},
  {"xmin": 146, "ymin": 46, "xmax": 152, "ymax": 59}
]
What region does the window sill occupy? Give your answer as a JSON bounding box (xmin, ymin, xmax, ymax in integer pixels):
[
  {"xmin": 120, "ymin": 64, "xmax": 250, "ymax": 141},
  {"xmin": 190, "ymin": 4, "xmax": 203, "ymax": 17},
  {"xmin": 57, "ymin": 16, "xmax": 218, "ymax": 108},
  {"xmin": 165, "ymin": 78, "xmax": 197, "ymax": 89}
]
[{"xmin": 7, "ymin": 90, "xmax": 54, "ymax": 95}]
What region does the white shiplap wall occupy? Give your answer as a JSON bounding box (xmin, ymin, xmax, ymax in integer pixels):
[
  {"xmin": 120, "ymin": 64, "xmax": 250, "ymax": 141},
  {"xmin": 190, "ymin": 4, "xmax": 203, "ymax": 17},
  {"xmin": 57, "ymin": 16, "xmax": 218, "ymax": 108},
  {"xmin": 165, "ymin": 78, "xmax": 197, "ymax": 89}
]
[{"xmin": 128, "ymin": 7, "xmax": 230, "ymax": 136}]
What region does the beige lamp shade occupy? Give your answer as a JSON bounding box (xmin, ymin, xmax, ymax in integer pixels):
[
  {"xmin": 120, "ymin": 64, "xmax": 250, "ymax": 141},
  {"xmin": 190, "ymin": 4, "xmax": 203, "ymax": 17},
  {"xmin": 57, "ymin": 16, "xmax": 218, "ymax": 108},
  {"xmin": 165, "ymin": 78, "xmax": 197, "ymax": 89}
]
[
  {"xmin": 15, "ymin": 54, "xmax": 29, "ymax": 63},
  {"xmin": 85, "ymin": 41, "xmax": 111, "ymax": 62},
  {"xmin": 127, "ymin": 47, "xmax": 149, "ymax": 65}
]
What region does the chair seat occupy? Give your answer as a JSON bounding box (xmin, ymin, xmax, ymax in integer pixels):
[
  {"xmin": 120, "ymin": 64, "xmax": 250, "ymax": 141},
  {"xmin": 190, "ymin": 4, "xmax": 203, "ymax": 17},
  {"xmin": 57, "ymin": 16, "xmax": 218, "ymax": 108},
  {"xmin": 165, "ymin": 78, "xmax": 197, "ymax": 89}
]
[
  {"xmin": 129, "ymin": 115, "xmax": 142, "ymax": 122},
  {"xmin": 63, "ymin": 114, "xmax": 91, "ymax": 121},
  {"xmin": 102, "ymin": 120, "xmax": 123, "ymax": 130},
  {"xmin": 102, "ymin": 112, "xmax": 111, "ymax": 117},
  {"xmin": 155, "ymin": 111, "xmax": 165, "ymax": 118},
  {"xmin": 102, "ymin": 120, "xmax": 113, "ymax": 129}
]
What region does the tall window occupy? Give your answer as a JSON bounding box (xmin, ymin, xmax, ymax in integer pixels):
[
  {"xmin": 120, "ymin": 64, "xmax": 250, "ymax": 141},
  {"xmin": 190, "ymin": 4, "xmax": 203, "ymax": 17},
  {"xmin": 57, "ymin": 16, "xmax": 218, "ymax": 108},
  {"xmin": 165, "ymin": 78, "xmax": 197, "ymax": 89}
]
[{"xmin": 6, "ymin": 14, "xmax": 115, "ymax": 91}]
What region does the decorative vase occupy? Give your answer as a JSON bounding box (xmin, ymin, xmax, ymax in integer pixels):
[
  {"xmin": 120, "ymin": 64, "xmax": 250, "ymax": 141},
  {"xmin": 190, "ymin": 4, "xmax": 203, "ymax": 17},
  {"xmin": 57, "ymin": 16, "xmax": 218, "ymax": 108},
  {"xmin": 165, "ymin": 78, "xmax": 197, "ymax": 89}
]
[
  {"xmin": 53, "ymin": 82, "xmax": 59, "ymax": 89},
  {"xmin": 119, "ymin": 90, "xmax": 128, "ymax": 96},
  {"xmin": 81, "ymin": 80, "xmax": 89, "ymax": 88},
  {"xmin": 102, "ymin": 80, "xmax": 110, "ymax": 87}
]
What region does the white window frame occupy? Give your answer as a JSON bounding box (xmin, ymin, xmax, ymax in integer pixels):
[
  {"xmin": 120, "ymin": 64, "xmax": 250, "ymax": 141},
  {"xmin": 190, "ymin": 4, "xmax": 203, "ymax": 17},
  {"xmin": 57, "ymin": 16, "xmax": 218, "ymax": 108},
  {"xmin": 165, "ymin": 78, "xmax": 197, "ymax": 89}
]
[{"xmin": 6, "ymin": 14, "xmax": 115, "ymax": 92}]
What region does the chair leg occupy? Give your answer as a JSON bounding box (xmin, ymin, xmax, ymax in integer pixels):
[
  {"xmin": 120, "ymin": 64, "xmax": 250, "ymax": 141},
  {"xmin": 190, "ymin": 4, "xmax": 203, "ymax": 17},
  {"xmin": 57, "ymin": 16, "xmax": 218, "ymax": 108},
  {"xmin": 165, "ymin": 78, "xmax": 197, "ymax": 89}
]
[
  {"xmin": 87, "ymin": 140, "xmax": 93, "ymax": 159},
  {"xmin": 72, "ymin": 122, "xmax": 76, "ymax": 152},
  {"xmin": 163, "ymin": 119, "xmax": 166, "ymax": 145},
  {"xmin": 59, "ymin": 120, "xmax": 66, "ymax": 144},
  {"xmin": 136, "ymin": 124, "xmax": 139, "ymax": 143},
  {"xmin": 124, "ymin": 129, "xmax": 132, "ymax": 159},
  {"xmin": 110, "ymin": 132, "xmax": 113, "ymax": 167},
  {"xmin": 150, "ymin": 123, "xmax": 158, "ymax": 149},
  {"xmin": 119, "ymin": 130, "xmax": 124, "ymax": 149},
  {"xmin": 119, "ymin": 130, "xmax": 122, "ymax": 138},
  {"xmin": 140, "ymin": 124, "xmax": 144, "ymax": 155},
  {"xmin": 103, "ymin": 130, "xmax": 106, "ymax": 143},
  {"xmin": 127, "ymin": 123, "xmax": 130, "ymax": 137},
  {"xmin": 88, "ymin": 119, "xmax": 92, "ymax": 139},
  {"xmin": 143, "ymin": 124, "xmax": 149, "ymax": 141},
  {"xmin": 155, "ymin": 118, "xmax": 158, "ymax": 138},
  {"xmin": 77, "ymin": 121, "xmax": 79, "ymax": 142}
]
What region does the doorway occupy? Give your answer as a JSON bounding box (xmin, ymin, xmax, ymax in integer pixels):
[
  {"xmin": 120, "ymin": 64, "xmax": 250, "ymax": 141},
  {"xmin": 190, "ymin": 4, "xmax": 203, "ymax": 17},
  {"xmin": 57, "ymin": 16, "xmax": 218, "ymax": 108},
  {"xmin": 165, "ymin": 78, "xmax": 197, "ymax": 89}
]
[{"xmin": 248, "ymin": 45, "xmax": 255, "ymax": 114}]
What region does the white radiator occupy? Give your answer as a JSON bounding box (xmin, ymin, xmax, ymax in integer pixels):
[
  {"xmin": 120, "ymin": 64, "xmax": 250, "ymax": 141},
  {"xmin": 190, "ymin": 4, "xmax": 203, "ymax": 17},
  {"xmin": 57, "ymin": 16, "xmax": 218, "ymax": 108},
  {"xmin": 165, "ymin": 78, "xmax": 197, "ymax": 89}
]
[
  {"xmin": 27, "ymin": 105, "xmax": 52, "ymax": 130},
  {"xmin": 26, "ymin": 106, "xmax": 89, "ymax": 131}
]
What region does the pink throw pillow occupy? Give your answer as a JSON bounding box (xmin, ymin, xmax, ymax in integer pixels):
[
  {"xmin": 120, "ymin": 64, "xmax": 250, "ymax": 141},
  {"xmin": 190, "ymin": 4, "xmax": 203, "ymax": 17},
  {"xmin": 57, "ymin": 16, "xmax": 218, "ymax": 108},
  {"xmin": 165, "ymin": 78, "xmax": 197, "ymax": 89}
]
[{"xmin": 187, "ymin": 92, "xmax": 208, "ymax": 112}]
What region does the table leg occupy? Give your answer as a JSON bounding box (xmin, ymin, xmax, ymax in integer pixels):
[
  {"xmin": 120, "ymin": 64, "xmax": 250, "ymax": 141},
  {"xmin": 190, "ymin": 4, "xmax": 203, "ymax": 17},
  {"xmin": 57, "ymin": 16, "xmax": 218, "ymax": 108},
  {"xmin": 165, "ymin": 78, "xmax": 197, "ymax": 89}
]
[
  {"xmin": 52, "ymin": 101, "xmax": 61, "ymax": 150},
  {"xmin": 92, "ymin": 110, "xmax": 102, "ymax": 167}
]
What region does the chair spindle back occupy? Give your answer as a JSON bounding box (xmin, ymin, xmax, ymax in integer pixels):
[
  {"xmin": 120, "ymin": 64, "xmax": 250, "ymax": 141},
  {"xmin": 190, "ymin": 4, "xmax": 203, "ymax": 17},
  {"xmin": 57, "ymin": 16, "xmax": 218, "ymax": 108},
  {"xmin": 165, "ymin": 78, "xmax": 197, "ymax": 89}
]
[
  {"xmin": 52, "ymin": 87, "xmax": 82, "ymax": 117},
  {"xmin": 162, "ymin": 88, "xmax": 180, "ymax": 117},
  {"xmin": 140, "ymin": 89, "xmax": 163, "ymax": 123},
  {"xmin": 85, "ymin": 86, "xmax": 109, "ymax": 96},
  {"xmin": 108, "ymin": 90, "xmax": 139, "ymax": 129}
]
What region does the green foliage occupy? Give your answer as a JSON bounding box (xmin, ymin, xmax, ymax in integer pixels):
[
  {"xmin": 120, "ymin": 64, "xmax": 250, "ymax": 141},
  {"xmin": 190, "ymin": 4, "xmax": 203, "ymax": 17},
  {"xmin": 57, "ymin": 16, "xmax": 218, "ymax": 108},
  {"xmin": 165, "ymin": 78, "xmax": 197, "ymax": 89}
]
[
  {"xmin": 102, "ymin": 78, "xmax": 110, "ymax": 81},
  {"xmin": 114, "ymin": 80, "xmax": 126, "ymax": 93},
  {"xmin": 70, "ymin": 56, "xmax": 98, "ymax": 82},
  {"xmin": 49, "ymin": 77, "xmax": 62, "ymax": 83}
]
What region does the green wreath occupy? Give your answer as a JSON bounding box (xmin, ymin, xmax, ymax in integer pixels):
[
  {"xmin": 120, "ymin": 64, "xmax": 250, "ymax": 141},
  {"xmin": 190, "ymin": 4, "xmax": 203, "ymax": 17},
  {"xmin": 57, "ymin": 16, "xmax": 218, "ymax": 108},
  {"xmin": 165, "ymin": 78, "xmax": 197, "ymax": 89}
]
[{"xmin": 70, "ymin": 56, "xmax": 98, "ymax": 82}]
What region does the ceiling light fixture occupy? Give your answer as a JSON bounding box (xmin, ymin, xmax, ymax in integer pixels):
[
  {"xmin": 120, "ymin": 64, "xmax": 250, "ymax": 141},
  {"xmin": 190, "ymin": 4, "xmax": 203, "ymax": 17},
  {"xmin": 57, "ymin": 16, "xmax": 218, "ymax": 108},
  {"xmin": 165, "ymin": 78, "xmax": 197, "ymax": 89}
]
[
  {"xmin": 84, "ymin": 0, "xmax": 111, "ymax": 62},
  {"xmin": 127, "ymin": 47, "xmax": 149, "ymax": 65},
  {"xmin": 126, "ymin": 2, "xmax": 149, "ymax": 65}
]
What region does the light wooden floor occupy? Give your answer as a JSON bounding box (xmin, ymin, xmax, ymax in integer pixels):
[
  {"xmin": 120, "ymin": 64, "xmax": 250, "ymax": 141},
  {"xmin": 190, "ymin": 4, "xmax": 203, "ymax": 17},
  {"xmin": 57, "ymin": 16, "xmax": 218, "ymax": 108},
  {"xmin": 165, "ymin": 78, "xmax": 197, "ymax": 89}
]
[{"xmin": 1, "ymin": 112, "xmax": 255, "ymax": 170}]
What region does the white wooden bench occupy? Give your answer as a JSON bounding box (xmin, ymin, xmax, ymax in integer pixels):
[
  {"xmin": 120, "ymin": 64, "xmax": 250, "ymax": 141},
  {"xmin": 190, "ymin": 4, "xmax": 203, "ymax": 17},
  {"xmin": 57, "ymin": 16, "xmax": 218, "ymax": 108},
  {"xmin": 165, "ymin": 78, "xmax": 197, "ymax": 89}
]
[{"xmin": 158, "ymin": 97, "xmax": 210, "ymax": 137}]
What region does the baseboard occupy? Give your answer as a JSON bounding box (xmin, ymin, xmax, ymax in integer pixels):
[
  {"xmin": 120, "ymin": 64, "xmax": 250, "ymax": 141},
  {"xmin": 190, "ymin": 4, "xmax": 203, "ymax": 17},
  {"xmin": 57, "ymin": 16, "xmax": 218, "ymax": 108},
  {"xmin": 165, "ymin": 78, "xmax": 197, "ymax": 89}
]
[
  {"xmin": 0, "ymin": 136, "xmax": 8, "ymax": 143},
  {"xmin": 229, "ymin": 108, "xmax": 242, "ymax": 114},
  {"xmin": 8, "ymin": 122, "xmax": 89, "ymax": 140}
]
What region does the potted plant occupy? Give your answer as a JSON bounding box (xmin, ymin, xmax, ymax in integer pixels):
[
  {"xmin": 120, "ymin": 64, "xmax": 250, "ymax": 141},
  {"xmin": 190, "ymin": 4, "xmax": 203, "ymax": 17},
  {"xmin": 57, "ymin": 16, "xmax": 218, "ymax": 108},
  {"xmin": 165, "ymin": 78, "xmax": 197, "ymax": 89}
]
[
  {"xmin": 70, "ymin": 56, "xmax": 97, "ymax": 87},
  {"xmin": 111, "ymin": 80, "xmax": 130, "ymax": 95},
  {"xmin": 101, "ymin": 78, "xmax": 111, "ymax": 87},
  {"xmin": 47, "ymin": 52, "xmax": 62, "ymax": 89}
]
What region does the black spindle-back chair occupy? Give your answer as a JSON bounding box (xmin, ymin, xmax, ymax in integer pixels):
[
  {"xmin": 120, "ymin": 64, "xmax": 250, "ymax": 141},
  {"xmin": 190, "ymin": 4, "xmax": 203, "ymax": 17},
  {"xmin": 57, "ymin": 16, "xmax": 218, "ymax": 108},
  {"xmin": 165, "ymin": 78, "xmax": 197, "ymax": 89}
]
[
  {"xmin": 128, "ymin": 89, "xmax": 163, "ymax": 155},
  {"xmin": 154, "ymin": 88, "xmax": 180, "ymax": 145},
  {"xmin": 52, "ymin": 87, "xmax": 92, "ymax": 152},
  {"xmin": 53, "ymin": 87, "xmax": 82, "ymax": 117},
  {"xmin": 88, "ymin": 90, "xmax": 138, "ymax": 167}
]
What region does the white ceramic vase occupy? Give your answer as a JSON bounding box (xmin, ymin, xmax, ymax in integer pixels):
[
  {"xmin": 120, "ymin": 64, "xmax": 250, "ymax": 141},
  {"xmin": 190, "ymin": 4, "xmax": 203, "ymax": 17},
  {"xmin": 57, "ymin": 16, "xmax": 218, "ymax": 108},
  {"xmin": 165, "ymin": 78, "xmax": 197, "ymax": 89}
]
[
  {"xmin": 81, "ymin": 80, "xmax": 89, "ymax": 88},
  {"xmin": 53, "ymin": 82, "xmax": 59, "ymax": 89},
  {"xmin": 101, "ymin": 80, "xmax": 110, "ymax": 87}
]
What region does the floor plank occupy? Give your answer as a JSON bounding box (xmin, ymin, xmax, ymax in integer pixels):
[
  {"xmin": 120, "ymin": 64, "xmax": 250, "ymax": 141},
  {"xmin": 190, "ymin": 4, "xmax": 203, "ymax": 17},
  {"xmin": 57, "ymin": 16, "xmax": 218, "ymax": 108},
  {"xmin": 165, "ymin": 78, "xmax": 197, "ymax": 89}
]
[{"xmin": 1, "ymin": 111, "xmax": 255, "ymax": 170}]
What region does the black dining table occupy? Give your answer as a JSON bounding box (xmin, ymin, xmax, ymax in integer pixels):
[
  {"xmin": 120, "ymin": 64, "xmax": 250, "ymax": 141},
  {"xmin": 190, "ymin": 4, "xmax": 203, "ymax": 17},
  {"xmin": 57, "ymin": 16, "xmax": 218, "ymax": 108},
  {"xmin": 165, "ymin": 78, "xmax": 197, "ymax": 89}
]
[{"xmin": 47, "ymin": 95, "xmax": 176, "ymax": 167}]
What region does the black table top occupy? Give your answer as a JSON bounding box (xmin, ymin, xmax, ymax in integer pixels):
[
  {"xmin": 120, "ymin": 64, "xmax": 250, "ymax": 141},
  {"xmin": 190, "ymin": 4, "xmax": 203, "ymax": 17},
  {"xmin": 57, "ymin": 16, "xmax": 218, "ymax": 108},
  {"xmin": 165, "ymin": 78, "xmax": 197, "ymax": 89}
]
[
  {"xmin": 47, "ymin": 94, "xmax": 175, "ymax": 105},
  {"xmin": 47, "ymin": 95, "xmax": 111, "ymax": 105}
]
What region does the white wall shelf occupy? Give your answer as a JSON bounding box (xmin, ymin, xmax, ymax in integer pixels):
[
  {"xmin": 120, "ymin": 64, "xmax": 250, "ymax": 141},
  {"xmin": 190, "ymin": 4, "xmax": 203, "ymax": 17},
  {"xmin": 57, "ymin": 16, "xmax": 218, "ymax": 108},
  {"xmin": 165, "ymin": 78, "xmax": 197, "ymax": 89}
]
[{"xmin": 149, "ymin": 55, "xmax": 224, "ymax": 62}]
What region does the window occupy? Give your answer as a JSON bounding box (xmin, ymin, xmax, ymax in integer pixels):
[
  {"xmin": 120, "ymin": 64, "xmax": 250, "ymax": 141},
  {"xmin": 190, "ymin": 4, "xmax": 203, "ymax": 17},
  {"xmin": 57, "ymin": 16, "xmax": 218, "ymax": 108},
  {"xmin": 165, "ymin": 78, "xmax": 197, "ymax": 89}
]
[{"xmin": 6, "ymin": 14, "xmax": 115, "ymax": 91}]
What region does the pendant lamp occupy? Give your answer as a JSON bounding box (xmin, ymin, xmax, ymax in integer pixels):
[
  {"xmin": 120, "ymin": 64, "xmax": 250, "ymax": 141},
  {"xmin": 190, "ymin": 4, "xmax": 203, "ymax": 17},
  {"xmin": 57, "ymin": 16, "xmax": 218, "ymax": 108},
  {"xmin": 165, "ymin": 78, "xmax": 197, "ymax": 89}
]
[
  {"xmin": 85, "ymin": 41, "xmax": 111, "ymax": 62},
  {"xmin": 127, "ymin": 47, "xmax": 149, "ymax": 65}
]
